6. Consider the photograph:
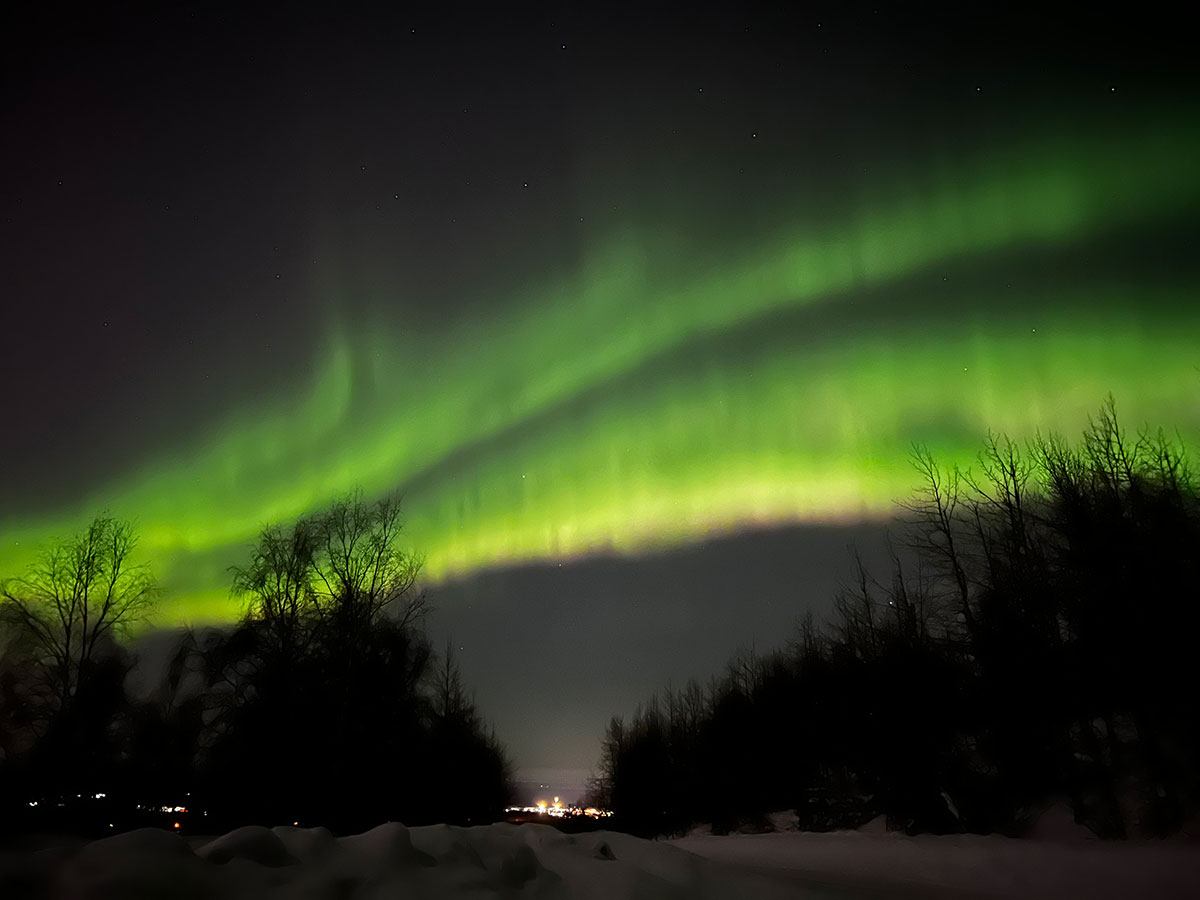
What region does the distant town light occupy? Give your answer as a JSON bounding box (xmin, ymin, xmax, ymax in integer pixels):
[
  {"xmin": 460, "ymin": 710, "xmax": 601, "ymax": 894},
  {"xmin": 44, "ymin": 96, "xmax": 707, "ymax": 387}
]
[{"xmin": 506, "ymin": 802, "xmax": 612, "ymax": 819}]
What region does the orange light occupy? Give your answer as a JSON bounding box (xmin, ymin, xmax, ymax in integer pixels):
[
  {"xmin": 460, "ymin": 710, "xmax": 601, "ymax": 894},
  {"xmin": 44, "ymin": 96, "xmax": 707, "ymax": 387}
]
[{"xmin": 173, "ymin": 822, "xmax": 181, "ymax": 829}]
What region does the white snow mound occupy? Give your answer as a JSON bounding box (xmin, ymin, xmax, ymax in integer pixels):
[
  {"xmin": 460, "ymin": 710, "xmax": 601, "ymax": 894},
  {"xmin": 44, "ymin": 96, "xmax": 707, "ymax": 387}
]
[
  {"xmin": 44, "ymin": 821, "xmax": 799, "ymax": 899},
  {"xmin": 15, "ymin": 820, "xmax": 1198, "ymax": 899}
]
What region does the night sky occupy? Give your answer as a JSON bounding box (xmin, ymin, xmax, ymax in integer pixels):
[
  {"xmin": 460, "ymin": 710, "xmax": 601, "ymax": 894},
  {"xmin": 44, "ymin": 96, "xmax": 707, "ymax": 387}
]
[{"xmin": 3, "ymin": 4, "xmax": 1198, "ymax": 789}]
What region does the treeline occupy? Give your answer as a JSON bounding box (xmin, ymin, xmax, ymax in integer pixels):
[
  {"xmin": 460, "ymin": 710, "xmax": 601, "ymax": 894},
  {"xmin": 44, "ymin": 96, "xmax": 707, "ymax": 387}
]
[
  {"xmin": 0, "ymin": 492, "xmax": 511, "ymax": 837},
  {"xmin": 592, "ymin": 401, "xmax": 1200, "ymax": 838}
]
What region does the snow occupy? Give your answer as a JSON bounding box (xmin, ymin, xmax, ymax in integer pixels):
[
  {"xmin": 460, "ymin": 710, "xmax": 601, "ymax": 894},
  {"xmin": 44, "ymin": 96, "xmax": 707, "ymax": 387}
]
[
  {"xmin": 3, "ymin": 818, "xmax": 1197, "ymax": 898},
  {"xmin": 672, "ymin": 827, "xmax": 1200, "ymax": 899},
  {"xmin": 20, "ymin": 822, "xmax": 797, "ymax": 899}
]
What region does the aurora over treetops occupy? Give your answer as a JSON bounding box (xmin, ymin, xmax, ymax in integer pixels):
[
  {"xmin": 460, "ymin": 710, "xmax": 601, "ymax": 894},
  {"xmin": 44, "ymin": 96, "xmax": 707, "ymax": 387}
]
[{"xmin": 2, "ymin": 7, "xmax": 1198, "ymax": 628}]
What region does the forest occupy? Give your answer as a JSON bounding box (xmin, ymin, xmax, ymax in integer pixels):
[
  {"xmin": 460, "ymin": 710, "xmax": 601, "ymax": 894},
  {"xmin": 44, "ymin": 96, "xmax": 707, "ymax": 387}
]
[
  {"xmin": 0, "ymin": 493, "xmax": 511, "ymax": 836},
  {"xmin": 2, "ymin": 400, "xmax": 1196, "ymax": 842},
  {"xmin": 589, "ymin": 400, "xmax": 1200, "ymax": 839}
]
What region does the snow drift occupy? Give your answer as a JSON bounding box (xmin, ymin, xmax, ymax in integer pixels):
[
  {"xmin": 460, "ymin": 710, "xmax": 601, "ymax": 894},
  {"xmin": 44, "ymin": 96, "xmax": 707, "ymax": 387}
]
[
  {"xmin": 6, "ymin": 821, "xmax": 797, "ymax": 900},
  {"xmin": 3, "ymin": 819, "xmax": 1198, "ymax": 899}
]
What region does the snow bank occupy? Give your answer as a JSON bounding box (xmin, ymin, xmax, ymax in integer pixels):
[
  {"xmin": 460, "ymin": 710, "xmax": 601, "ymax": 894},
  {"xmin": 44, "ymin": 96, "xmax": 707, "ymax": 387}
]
[
  {"xmin": 672, "ymin": 828, "xmax": 1200, "ymax": 899},
  {"xmin": 13, "ymin": 821, "xmax": 797, "ymax": 899},
  {"xmin": 3, "ymin": 820, "xmax": 1196, "ymax": 898}
]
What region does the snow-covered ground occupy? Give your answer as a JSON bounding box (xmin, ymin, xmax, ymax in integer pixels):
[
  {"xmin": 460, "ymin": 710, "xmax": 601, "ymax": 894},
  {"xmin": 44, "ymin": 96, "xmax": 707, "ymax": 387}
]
[
  {"xmin": 672, "ymin": 827, "xmax": 1200, "ymax": 899},
  {"xmin": 3, "ymin": 817, "xmax": 1198, "ymax": 899}
]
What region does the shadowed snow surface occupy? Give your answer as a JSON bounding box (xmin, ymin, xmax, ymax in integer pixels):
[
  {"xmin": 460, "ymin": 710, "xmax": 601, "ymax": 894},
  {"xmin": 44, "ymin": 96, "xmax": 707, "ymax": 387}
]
[
  {"xmin": 16, "ymin": 822, "xmax": 797, "ymax": 899},
  {"xmin": 673, "ymin": 829, "xmax": 1200, "ymax": 899},
  {"xmin": 2, "ymin": 820, "xmax": 1198, "ymax": 899}
]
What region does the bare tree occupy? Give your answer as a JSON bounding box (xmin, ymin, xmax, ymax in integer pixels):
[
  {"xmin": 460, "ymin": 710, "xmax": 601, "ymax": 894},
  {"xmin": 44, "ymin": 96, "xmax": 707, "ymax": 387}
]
[
  {"xmin": 230, "ymin": 518, "xmax": 318, "ymax": 662},
  {"xmin": 310, "ymin": 490, "xmax": 426, "ymax": 633},
  {"xmin": 832, "ymin": 549, "xmax": 882, "ymax": 659},
  {"xmin": 901, "ymin": 446, "xmax": 978, "ymax": 639},
  {"xmin": 0, "ymin": 514, "xmax": 155, "ymax": 708},
  {"xmin": 587, "ymin": 715, "xmax": 626, "ymax": 809},
  {"xmin": 231, "ymin": 489, "xmax": 426, "ymax": 647},
  {"xmin": 431, "ymin": 642, "xmax": 475, "ymax": 723}
]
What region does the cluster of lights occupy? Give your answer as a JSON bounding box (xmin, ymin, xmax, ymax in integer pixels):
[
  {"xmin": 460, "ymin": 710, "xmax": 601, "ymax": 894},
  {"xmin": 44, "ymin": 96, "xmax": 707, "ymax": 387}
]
[
  {"xmin": 25, "ymin": 792, "xmax": 198, "ymax": 831},
  {"xmin": 26, "ymin": 791, "xmax": 105, "ymax": 807},
  {"xmin": 505, "ymin": 796, "xmax": 611, "ymax": 819}
]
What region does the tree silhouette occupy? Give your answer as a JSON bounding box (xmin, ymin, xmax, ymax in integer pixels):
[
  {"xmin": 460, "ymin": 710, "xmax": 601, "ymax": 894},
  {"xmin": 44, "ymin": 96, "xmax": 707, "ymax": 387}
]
[
  {"xmin": 0, "ymin": 515, "xmax": 155, "ymax": 824},
  {"xmin": 425, "ymin": 644, "xmax": 513, "ymax": 824},
  {"xmin": 229, "ymin": 490, "xmax": 426, "ymax": 654},
  {"xmin": 198, "ymin": 490, "xmax": 512, "ymax": 831},
  {"xmin": 0, "ymin": 514, "xmax": 154, "ymax": 714},
  {"xmin": 594, "ymin": 399, "xmax": 1200, "ymax": 838},
  {"xmin": 0, "ymin": 496, "xmax": 511, "ymax": 833}
]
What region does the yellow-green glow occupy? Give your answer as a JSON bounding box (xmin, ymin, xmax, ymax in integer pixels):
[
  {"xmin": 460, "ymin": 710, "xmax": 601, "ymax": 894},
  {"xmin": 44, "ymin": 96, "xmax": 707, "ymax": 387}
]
[{"xmin": 2, "ymin": 108, "xmax": 1198, "ymax": 625}]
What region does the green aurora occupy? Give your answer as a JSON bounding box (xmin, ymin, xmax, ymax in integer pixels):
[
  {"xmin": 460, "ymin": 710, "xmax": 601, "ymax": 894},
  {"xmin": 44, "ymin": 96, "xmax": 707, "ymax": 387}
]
[{"xmin": 3, "ymin": 106, "xmax": 1199, "ymax": 624}]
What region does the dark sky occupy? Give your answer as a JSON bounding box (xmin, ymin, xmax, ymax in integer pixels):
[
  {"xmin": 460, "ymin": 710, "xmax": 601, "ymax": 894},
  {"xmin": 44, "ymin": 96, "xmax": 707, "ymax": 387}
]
[
  {"xmin": 4, "ymin": 3, "xmax": 1199, "ymax": 789},
  {"xmin": 426, "ymin": 522, "xmax": 895, "ymax": 796}
]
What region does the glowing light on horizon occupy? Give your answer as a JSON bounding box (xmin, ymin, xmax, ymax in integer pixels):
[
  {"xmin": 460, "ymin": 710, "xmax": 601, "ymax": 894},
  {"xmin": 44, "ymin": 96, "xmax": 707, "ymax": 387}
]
[{"xmin": 508, "ymin": 802, "xmax": 611, "ymax": 819}]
